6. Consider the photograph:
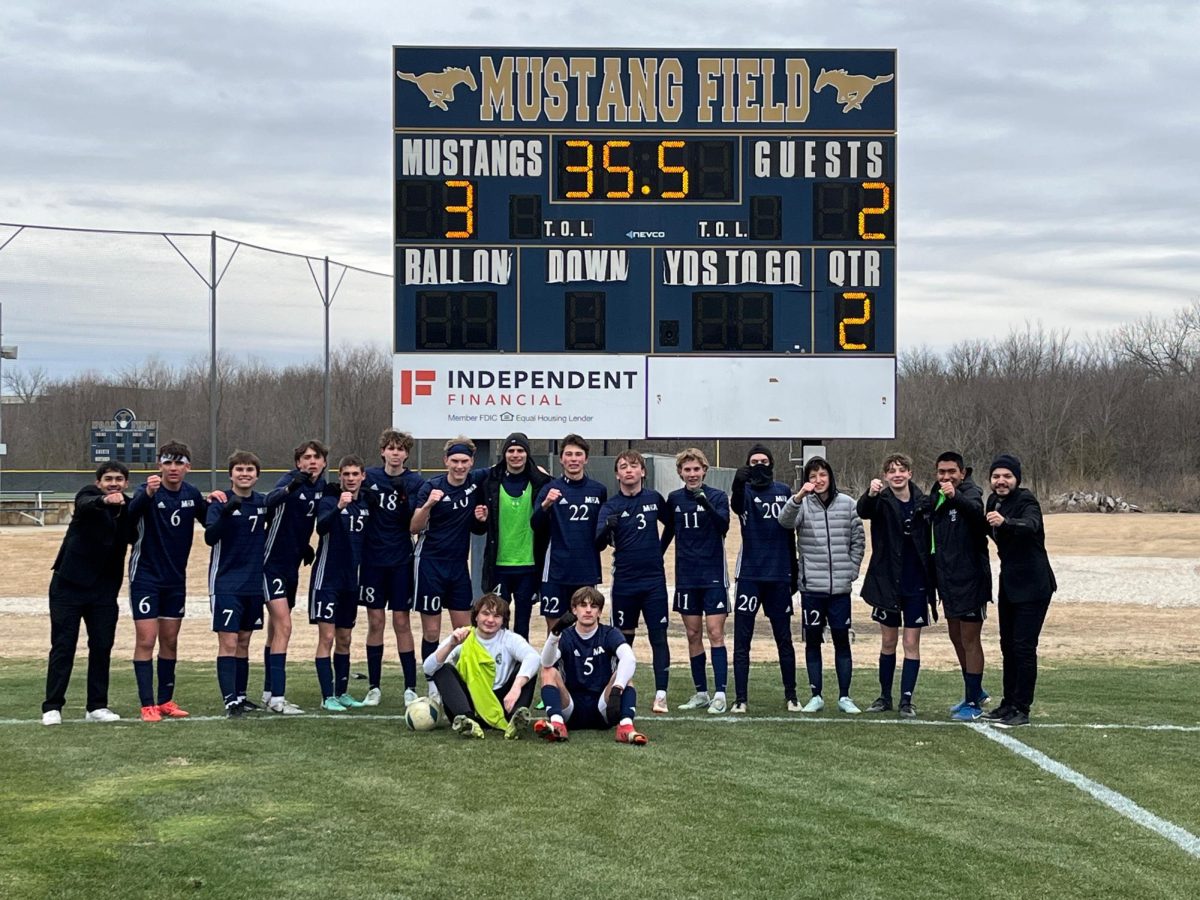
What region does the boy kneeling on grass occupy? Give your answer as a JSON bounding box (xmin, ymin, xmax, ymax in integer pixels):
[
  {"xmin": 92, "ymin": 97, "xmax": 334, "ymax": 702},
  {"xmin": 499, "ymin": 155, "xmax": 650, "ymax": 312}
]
[
  {"xmin": 422, "ymin": 593, "xmax": 538, "ymax": 739},
  {"xmin": 535, "ymin": 587, "xmax": 648, "ymax": 745}
]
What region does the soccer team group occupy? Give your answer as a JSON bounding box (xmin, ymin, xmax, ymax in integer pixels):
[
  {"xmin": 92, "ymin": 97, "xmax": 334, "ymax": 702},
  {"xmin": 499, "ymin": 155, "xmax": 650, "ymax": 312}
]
[{"xmin": 40, "ymin": 428, "xmax": 1057, "ymax": 740}]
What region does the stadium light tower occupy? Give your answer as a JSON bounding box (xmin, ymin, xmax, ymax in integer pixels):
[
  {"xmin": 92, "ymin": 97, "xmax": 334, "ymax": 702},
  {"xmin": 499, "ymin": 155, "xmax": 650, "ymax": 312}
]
[{"xmin": 0, "ymin": 301, "xmax": 19, "ymax": 502}]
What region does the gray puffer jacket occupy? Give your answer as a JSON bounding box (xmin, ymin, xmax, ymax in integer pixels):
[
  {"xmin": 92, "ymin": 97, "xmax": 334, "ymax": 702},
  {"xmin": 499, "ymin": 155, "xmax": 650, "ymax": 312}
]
[{"xmin": 777, "ymin": 489, "xmax": 865, "ymax": 594}]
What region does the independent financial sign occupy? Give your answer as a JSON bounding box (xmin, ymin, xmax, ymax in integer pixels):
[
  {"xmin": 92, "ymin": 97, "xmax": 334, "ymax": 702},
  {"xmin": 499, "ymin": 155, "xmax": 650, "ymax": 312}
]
[{"xmin": 392, "ymin": 46, "xmax": 897, "ymax": 440}]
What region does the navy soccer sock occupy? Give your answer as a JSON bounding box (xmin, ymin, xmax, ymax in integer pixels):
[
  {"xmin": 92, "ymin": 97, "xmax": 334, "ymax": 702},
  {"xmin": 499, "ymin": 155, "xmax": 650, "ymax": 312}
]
[
  {"xmin": 733, "ymin": 611, "xmax": 756, "ymax": 703},
  {"xmin": 831, "ymin": 629, "xmax": 853, "ymax": 697},
  {"xmin": 366, "ymin": 643, "xmax": 384, "ymax": 689},
  {"xmin": 965, "ymin": 671, "xmax": 983, "ymax": 705},
  {"xmin": 711, "ymin": 645, "xmax": 728, "ymax": 693},
  {"xmin": 133, "ymin": 659, "xmax": 154, "ymax": 707},
  {"xmin": 620, "ymin": 684, "xmax": 638, "ymax": 720},
  {"xmin": 878, "ymin": 652, "xmax": 897, "ymax": 701},
  {"xmin": 769, "ymin": 615, "xmax": 797, "ymax": 700},
  {"xmin": 399, "ymin": 650, "xmax": 417, "ymax": 690},
  {"xmin": 315, "ymin": 656, "xmax": 334, "ymax": 699},
  {"xmin": 216, "ymin": 655, "xmax": 237, "ymax": 706},
  {"xmin": 235, "ymin": 656, "xmax": 249, "ymax": 699},
  {"xmin": 334, "ymin": 652, "xmax": 351, "ymax": 696},
  {"xmin": 263, "ymin": 646, "xmax": 273, "ymax": 694},
  {"xmin": 804, "ymin": 640, "xmax": 824, "ymax": 697},
  {"xmin": 689, "ymin": 652, "xmax": 708, "ymax": 693},
  {"xmin": 271, "ymin": 653, "xmax": 287, "ymax": 699},
  {"xmin": 420, "ymin": 639, "xmax": 438, "ymax": 670},
  {"xmin": 648, "ymin": 628, "xmax": 670, "ymax": 692},
  {"xmin": 541, "ymin": 685, "xmax": 563, "ymax": 719},
  {"xmin": 900, "ymin": 657, "xmax": 921, "ymax": 705},
  {"xmin": 156, "ymin": 656, "xmax": 177, "ymax": 705}
]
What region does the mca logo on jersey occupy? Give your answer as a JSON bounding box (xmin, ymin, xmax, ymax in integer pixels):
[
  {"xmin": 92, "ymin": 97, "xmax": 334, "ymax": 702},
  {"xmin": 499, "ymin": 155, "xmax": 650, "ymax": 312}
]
[
  {"xmin": 642, "ymin": 504, "xmax": 658, "ymax": 513},
  {"xmin": 572, "ymin": 646, "xmax": 607, "ymax": 658}
]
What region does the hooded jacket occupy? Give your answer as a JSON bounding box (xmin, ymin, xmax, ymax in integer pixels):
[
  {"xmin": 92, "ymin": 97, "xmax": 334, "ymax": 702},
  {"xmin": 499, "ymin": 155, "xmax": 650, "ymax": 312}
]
[
  {"xmin": 777, "ymin": 462, "xmax": 865, "ymax": 595},
  {"xmin": 856, "ymin": 483, "xmax": 934, "ymax": 611},
  {"xmin": 480, "ymin": 458, "xmax": 552, "ymax": 592},
  {"xmin": 986, "ymin": 486, "xmax": 1056, "ymax": 604},
  {"xmin": 927, "ymin": 473, "xmax": 992, "ymax": 616}
]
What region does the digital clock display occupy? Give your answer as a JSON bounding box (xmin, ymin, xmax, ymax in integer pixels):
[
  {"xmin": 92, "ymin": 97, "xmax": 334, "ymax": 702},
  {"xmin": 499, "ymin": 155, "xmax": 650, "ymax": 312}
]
[{"xmin": 553, "ymin": 138, "xmax": 737, "ymax": 202}]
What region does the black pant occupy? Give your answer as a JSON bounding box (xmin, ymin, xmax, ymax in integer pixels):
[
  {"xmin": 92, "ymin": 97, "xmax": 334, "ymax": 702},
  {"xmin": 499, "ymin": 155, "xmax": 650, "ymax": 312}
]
[
  {"xmin": 432, "ymin": 665, "xmax": 535, "ymax": 726},
  {"xmin": 44, "ymin": 574, "xmax": 121, "ymax": 713},
  {"xmin": 997, "ymin": 595, "xmax": 1050, "ymax": 714}
]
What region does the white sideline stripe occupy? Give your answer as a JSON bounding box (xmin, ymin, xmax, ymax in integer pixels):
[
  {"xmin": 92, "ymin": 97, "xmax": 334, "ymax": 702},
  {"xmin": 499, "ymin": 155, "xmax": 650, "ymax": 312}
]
[{"xmin": 973, "ymin": 723, "xmax": 1200, "ymax": 859}]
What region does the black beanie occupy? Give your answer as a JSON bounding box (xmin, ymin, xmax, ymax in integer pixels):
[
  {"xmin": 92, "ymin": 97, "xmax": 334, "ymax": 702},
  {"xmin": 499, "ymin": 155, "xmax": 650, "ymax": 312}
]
[
  {"xmin": 989, "ymin": 453, "xmax": 1022, "ymax": 485},
  {"xmin": 502, "ymin": 432, "xmax": 532, "ymax": 455},
  {"xmin": 747, "ymin": 443, "xmax": 774, "ymax": 467}
]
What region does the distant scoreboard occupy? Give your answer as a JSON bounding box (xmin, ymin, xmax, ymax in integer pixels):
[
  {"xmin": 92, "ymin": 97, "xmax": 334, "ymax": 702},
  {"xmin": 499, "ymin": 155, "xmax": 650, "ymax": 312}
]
[
  {"xmin": 393, "ymin": 47, "xmax": 896, "ymax": 439},
  {"xmin": 90, "ymin": 408, "xmax": 158, "ymax": 465}
]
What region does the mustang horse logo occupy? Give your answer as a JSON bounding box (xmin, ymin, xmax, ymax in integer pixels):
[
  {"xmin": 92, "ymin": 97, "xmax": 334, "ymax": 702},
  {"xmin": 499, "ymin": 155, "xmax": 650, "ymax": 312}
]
[
  {"xmin": 814, "ymin": 68, "xmax": 894, "ymax": 113},
  {"xmin": 396, "ymin": 66, "xmax": 478, "ymax": 111}
]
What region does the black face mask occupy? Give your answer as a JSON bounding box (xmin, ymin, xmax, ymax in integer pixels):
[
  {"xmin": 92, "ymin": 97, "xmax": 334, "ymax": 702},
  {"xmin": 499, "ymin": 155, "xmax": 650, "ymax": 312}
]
[{"xmin": 748, "ymin": 463, "xmax": 773, "ymax": 489}]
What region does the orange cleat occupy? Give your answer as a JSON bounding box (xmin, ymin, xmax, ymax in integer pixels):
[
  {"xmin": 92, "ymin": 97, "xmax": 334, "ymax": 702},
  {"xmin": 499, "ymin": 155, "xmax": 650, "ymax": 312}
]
[
  {"xmin": 533, "ymin": 718, "xmax": 569, "ymax": 742},
  {"xmin": 140, "ymin": 705, "xmax": 162, "ymax": 723},
  {"xmin": 615, "ymin": 722, "xmax": 648, "ymax": 745},
  {"xmin": 156, "ymin": 701, "xmax": 190, "ymax": 718}
]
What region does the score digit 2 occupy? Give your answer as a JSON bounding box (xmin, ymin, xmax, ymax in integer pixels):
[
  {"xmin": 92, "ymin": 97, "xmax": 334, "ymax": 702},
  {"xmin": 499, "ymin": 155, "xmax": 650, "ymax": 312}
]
[{"xmin": 836, "ymin": 291, "xmax": 874, "ymax": 351}]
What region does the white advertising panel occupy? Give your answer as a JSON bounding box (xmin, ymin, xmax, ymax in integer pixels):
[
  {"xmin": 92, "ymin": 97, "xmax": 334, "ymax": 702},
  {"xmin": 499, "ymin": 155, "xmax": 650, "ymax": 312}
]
[
  {"xmin": 646, "ymin": 356, "xmax": 896, "ymax": 439},
  {"xmin": 393, "ymin": 354, "xmax": 647, "ymax": 439}
]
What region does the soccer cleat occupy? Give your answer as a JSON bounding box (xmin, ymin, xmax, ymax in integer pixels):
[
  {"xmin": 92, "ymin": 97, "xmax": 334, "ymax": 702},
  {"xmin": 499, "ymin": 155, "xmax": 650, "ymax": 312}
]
[
  {"xmin": 837, "ymin": 696, "xmax": 862, "ymax": 715},
  {"xmin": 362, "ymin": 687, "xmax": 382, "ymax": 707},
  {"xmin": 994, "ymin": 709, "xmax": 1030, "ymax": 728},
  {"xmin": 237, "ymin": 697, "xmax": 261, "ymax": 712},
  {"xmin": 949, "ymin": 690, "xmax": 990, "ymax": 714},
  {"xmin": 42, "ymin": 710, "xmax": 62, "ymax": 726},
  {"xmin": 677, "ymin": 691, "xmax": 711, "ymax": 711},
  {"xmin": 981, "ymin": 704, "xmax": 1013, "ymax": 722},
  {"xmin": 157, "ymin": 701, "xmax": 189, "ymax": 718},
  {"xmin": 403, "ymin": 688, "xmax": 419, "ymax": 707},
  {"xmin": 225, "ymin": 702, "xmax": 245, "ymax": 719},
  {"xmin": 730, "ymin": 701, "xmax": 748, "ymax": 714},
  {"xmin": 261, "ymin": 691, "xmax": 273, "ymax": 706},
  {"xmin": 615, "ymin": 722, "xmax": 648, "ymax": 745},
  {"xmin": 534, "ymin": 718, "xmax": 569, "ymax": 742},
  {"xmin": 336, "ymin": 693, "xmax": 365, "ymax": 709},
  {"xmin": 321, "ymin": 697, "xmax": 347, "ymax": 712},
  {"xmin": 652, "ymin": 694, "xmax": 669, "ymax": 715},
  {"xmin": 865, "ymin": 696, "xmax": 893, "ymax": 713},
  {"xmin": 800, "ymin": 695, "xmax": 825, "ymax": 713},
  {"xmin": 951, "ymin": 704, "xmax": 983, "ymax": 722},
  {"xmin": 452, "ymin": 715, "xmax": 486, "ymax": 739},
  {"xmin": 534, "ymin": 699, "xmax": 545, "ymax": 711},
  {"xmin": 707, "ymin": 695, "xmax": 728, "ymax": 715},
  {"xmin": 786, "ymin": 699, "xmax": 803, "ymax": 712},
  {"xmin": 504, "ymin": 706, "xmax": 531, "ymax": 740},
  {"xmin": 140, "ymin": 705, "xmax": 162, "ymax": 723},
  {"xmin": 898, "ymin": 702, "xmax": 917, "ymax": 719},
  {"xmin": 268, "ymin": 698, "xmax": 304, "ymax": 715},
  {"xmin": 85, "ymin": 708, "xmax": 121, "ymax": 723}
]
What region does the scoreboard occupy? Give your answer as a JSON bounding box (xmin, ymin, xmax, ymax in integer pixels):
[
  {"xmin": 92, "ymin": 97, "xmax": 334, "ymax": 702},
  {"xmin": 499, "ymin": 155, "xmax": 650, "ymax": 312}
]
[{"xmin": 393, "ymin": 47, "xmax": 896, "ymax": 439}]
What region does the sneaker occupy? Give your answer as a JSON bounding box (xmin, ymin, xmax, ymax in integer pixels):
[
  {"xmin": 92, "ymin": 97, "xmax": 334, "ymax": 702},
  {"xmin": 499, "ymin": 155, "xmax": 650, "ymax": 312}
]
[
  {"xmin": 652, "ymin": 694, "xmax": 669, "ymax": 715},
  {"xmin": 534, "ymin": 699, "xmax": 545, "ymax": 711},
  {"xmin": 615, "ymin": 722, "xmax": 648, "ymax": 745},
  {"xmin": 994, "ymin": 709, "xmax": 1030, "ymax": 728},
  {"xmin": 981, "ymin": 704, "xmax": 1013, "ymax": 722},
  {"xmin": 403, "ymin": 688, "xmax": 419, "ymax": 707},
  {"xmin": 949, "ymin": 690, "xmax": 991, "ymax": 714},
  {"xmin": 800, "ymin": 695, "xmax": 825, "ymax": 713},
  {"xmin": 336, "ymin": 693, "xmax": 365, "ymax": 709},
  {"xmin": 677, "ymin": 691, "xmax": 711, "ymax": 710},
  {"xmin": 452, "ymin": 715, "xmax": 485, "ymax": 739},
  {"xmin": 504, "ymin": 707, "xmax": 531, "ymax": 740},
  {"xmin": 42, "ymin": 710, "xmax": 62, "ymax": 726},
  {"xmin": 85, "ymin": 708, "xmax": 121, "ymax": 723},
  {"xmin": 321, "ymin": 696, "xmax": 347, "ymax": 712},
  {"xmin": 730, "ymin": 701, "xmax": 748, "ymax": 714},
  {"xmin": 157, "ymin": 701, "xmax": 189, "ymax": 718},
  {"xmin": 786, "ymin": 699, "xmax": 803, "ymax": 712},
  {"xmin": 865, "ymin": 696, "xmax": 893, "ymax": 713},
  {"xmin": 707, "ymin": 695, "xmax": 728, "ymax": 715},
  {"xmin": 237, "ymin": 697, "xmax": 261, "ymax": 712},
  {"xmin": 837, "ymin": 696, "xmax": 862, "ymax": 714},
  {"xmin": 362, "ymin": 687, "xmax": 382, "ymax": 707},
  {"xmin": 225, "ymin": 702, "xmax": 245, "ymax": 719},
  {"xmin": 951, "ymin": 704, "xmax": 983, "ymax": 722},
  {"xmin": 268, "ymin": 697, "xmax": 304, "ymax": 715},
  {"xmin": 533, "ymin": 718, "xmax": 569, "ymax": 742},
  {"xmin": 898, "ymin": 702, "xmax": 917, "ymax": 719},
  {"xmin": 261, "ymin": 691, "xmax": 273, "ymax": 706},
  {"xmin": 140, "ymin": 705, "xmax": 162, "ymax": 723}
]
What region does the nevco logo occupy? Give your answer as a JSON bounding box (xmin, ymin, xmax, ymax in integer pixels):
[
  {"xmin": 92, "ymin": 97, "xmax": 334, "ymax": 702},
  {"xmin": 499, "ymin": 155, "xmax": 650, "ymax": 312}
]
[
  {"xmin": 399, "ymin": 369, "xmax": 436, "ymax": 405},
  {"xmin": 625, "ymin": 230, "xmax": 665, "ymax": 239}
]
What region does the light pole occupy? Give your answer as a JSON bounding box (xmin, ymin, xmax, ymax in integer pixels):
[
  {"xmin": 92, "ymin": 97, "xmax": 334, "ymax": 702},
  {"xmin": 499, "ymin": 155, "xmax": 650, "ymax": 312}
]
[{"xmin": 0, "ymin": 301, "xmax": 20, "ymax": 502}]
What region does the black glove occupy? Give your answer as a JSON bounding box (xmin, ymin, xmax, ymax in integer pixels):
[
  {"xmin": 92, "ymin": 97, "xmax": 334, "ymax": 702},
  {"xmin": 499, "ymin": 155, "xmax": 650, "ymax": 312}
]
[
  {"xmin": 605, "ymin": 514, "xmax": 620, "ymax": 534},
  {"xmin": 691, "ymin": 487, "xmax": 712, "ymax": 510},
  {"xmin": 222, "ymin": 494, "xmax": 243, "ymax": 516},
  {"xmin": 288, "ymin": 469, "xmax": 310, "ymax": 491},
  {"xmin": 300, "ymin": 544, "xmax": 316, "ymax": 566},
  {"xmin": 550, "ymin": 610, "xmax": 577, "ymax": 636},
  {"xmin": 606, "ymin": 685, "xmax": 624, "ymax": 726},
  {"xmin": 389, "ymin": 474, "xmax": 409, "ymax": 491},
  {"xmin": 734, "ymin": 466, "xmax": 751, "ymax": 483}
]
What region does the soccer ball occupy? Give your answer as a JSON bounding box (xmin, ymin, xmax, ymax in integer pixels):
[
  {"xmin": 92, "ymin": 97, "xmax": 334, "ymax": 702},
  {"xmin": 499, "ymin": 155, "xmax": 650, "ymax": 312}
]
[{"xmin": 405, "ymin": 697, "xmax": 440, "ymax": 731}]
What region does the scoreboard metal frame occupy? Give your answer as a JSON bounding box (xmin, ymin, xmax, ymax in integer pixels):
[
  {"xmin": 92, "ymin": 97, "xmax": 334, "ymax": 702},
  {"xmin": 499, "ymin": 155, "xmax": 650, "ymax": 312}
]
[{"xmin": 393, "ymin": 46, "xmax": 897, "ymax": 439}]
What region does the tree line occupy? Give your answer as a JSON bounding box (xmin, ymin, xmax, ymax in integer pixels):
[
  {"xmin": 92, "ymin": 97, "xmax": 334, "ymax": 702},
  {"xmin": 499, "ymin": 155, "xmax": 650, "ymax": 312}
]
[{"xmin": 4, "ymin": 303, "xmax": 1198, "ymax": 510}]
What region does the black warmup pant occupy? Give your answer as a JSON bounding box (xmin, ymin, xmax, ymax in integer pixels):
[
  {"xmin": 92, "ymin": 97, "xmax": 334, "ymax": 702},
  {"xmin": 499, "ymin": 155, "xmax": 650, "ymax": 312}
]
[
  {"xmin": 43, "ymin": 574, "xmax": 121, "ymax": 713},
  {"xmin": 431, "ymin": 665, "xmax": 536, "ymax": 727},
  {"xmin": 997, "ymin": 596, "xmax": 1051, "ymax": 714}
]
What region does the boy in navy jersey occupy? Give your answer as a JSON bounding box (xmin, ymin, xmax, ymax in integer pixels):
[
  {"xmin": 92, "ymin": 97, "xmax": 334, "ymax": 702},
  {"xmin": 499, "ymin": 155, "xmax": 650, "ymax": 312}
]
[
  {"xmin": 530, "ymin": 434, "xmax": 607, "ymax": 634},
  {"xmin": 858, "ymin": 453, "xmax": 933, "ymax": 718},
  {"xmin": 204, "ymin": 451, "xmax": 269, "ymax": 717},
  {"xmin": 360, "ymin": 429, "xmax": 424, "ymax": 707},
  {"xmin": 128, "ymin": 440, "xmax": 207, "ymax": 722},
  {"xmin": 262, "ymin": 439, "xmax": 327, "ymax": 713},
  {"xmin": 534, "ymin": 587, "xmax": 648, "ymax": 745},
  {"xmin": 663, "ymin": 448, "xmax": 731, "ymax": 715},
  {"xmin": 730, "ymin": 444, "xmax": 800, "ymax": 713},
  {"xmin": 595, "ymin": 450, "xmax": 673, "ymax": 714},
  {"xmin": 311, "ymin": 455, "xmax": 371, "ymax": 712},
  {"xmin": 411, "ymin": 437, "xmax": 488, "ymax": 683}
]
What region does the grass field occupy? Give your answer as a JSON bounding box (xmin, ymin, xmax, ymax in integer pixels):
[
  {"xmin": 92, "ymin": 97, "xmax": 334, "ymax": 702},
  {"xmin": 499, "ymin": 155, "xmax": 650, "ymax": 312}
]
[{"xmin": 1, "ymin": 660, "xmax": 1197, "ymax": 899}]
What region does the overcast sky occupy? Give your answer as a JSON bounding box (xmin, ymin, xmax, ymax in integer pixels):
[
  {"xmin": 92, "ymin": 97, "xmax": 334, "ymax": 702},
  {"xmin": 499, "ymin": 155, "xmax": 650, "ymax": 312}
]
[{"xmin": 1, "ymin": 0, "xmax": 1198, "ymax": 380}]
